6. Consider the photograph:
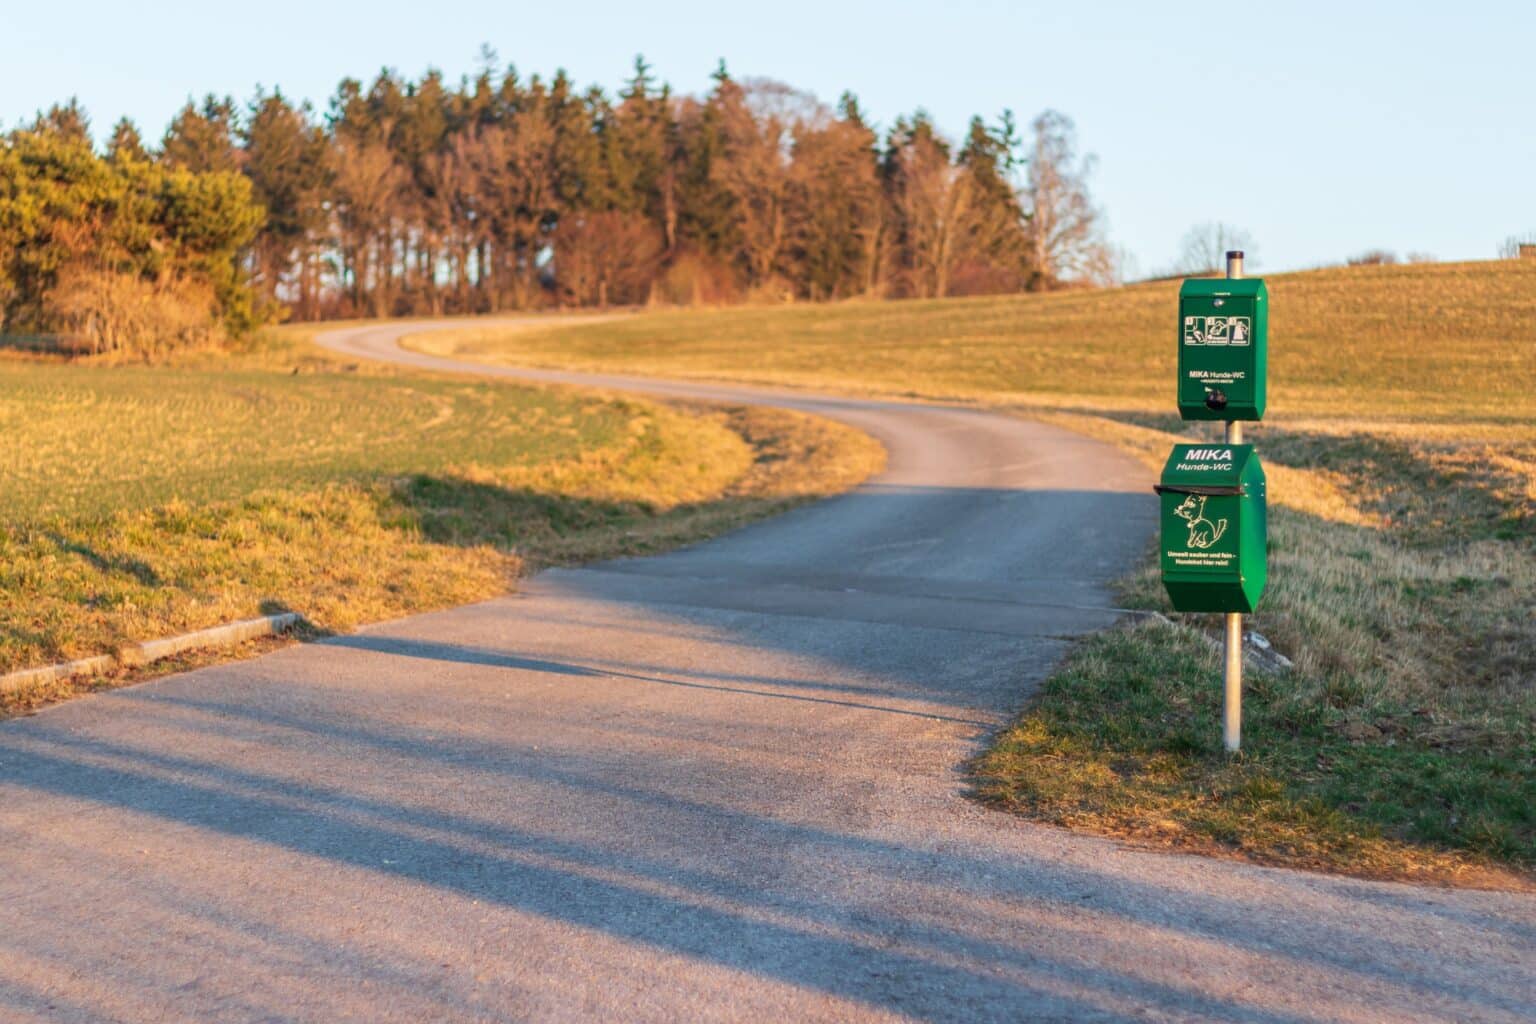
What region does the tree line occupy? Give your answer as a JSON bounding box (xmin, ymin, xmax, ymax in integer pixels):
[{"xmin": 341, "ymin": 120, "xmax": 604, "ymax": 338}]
[{"xmin": 1, "ymin": 57, "xmax": 1111, "ymax": 353}]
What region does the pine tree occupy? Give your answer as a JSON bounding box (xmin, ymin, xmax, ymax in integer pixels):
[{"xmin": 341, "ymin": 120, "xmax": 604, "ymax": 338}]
[
  {"xmin": 31, "ymin": 99, "xmax": 92, "ymax": 147},
  {"xmin": 955, "ymin": 113, "xmax": 1028, "ymax": 292},
  {"xmin": 789, "ymin": 93, "xmax": 884, "ymax": 299},
  {"xmin": 242, "ymin": 90, "xmax": 329, "ymax": 315},
  {"xmin": 107, "ymin": 118, "xmax": 148, "ymax": 163},
  {"xmin": 162, "ymin": 96, "xmax": 241, "ymax": 172},
  {"xmin": 665, "ymin": 65, "xmax": 745, "ymax": 297},
  {"xmin": 392, "ymin": 70, "xmax": 451, "ymax": 312}
]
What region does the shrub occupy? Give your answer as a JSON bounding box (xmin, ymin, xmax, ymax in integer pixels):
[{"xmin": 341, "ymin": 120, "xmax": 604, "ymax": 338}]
[{"xmin": 42, "ymin": 265, "xmax": 222, "ymax": 357}]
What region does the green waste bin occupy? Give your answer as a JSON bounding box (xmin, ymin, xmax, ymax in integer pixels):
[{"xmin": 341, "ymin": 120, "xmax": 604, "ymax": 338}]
[{"xmin": 1156, "ymin": 443, "xmax": 1267, "ymax": 613}]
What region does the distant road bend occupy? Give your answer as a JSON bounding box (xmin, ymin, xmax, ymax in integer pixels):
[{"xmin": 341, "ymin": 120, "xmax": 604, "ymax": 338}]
[{"xmin": 0, "ymin": 319, "xmax": 1529, "ymax": 1023}]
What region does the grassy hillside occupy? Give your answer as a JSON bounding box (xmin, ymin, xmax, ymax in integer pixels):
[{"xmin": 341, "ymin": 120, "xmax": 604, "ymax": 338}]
[
  {"xmin": 405, "ymin": 260, "xmax": 1536, "ymax": 886},
  {"xmin": 409, "ymin": 259, "xmax": 1536, "ymax": 429},
  {"xmin": 0, "ymin": 350, "xmax": 882, "ymax": 705}
]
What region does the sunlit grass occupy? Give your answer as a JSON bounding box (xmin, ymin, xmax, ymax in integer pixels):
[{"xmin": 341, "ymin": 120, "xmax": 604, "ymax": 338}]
[
  {"xmin": 408, "ymin": 258, "xmax": 1536, "ymax": 428},
  {"xmin": 0, "ymin": 362, "xmax": 629, "ymax": 519},
  {"xmin": 0, "ymin": 350, "xmax": 883, "ymax": 697}
]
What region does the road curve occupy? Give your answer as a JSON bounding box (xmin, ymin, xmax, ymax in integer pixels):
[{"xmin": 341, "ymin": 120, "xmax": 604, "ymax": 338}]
[{"xmin": 0, "ymin": 320, "xmax": 1529, "ymax": 1023}]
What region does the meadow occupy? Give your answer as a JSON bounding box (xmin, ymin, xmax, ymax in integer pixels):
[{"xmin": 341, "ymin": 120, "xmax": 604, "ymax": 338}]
[
  {"xmin": 0, "ymin": 346, "xmax": 882, "ymax": 709},
  {"xmin": 405, "ymin": 259, "xmax": 1536, "ymax": 885},
  {"xmin": 410, "ymin": 259, "xmax": 1536, "ymax": 429}
]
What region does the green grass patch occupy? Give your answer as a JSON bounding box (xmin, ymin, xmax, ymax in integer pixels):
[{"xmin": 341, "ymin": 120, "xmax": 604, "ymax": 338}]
[
  {"xmin": 975, "ymin": 608, "xmax": 1533, "ymax": 888},
  {"xmin": 979, "ymin": 426, "xmax": 1535, "ymax": 886},
  {"xmin": 0, "ymin": 361, "xmax": 629, "ymax": 519}
]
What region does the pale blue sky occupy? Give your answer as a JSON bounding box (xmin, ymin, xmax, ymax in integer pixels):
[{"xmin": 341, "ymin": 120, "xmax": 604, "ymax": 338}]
[{"xmin": 5, "ymin": 1, "xmax": 1532, "ymax": 274}]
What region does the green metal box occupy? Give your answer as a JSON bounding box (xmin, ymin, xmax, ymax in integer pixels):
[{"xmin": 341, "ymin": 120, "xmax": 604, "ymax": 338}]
[
  {"xmin": 1156, "ymin": 443, "xmax": 1267, "ymax": 613},
  {"xmin": 1177, "ymin": 278, "xmax": 1268, "ymax": 420}
]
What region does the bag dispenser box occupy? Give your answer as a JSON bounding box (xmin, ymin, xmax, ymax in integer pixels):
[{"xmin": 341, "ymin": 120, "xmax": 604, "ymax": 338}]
[
  {"xmin": 1155, "ymin": 444, "xmax": 1267, "ymax": 613},
  {"xmin": 1177, "ymin": 278, "xmax": 1268, "ymax": 421}
]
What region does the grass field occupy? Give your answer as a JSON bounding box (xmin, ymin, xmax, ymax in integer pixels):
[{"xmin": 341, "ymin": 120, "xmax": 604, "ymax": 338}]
[
  {"xmin": 2, "ymin": 362, "xmax": 629, "ymax": 519},
  {"xmin": 0, "ymin": 346, "xmax": 883, "ymax": 710},
  {"xmin": 405, "ymin": 259, "xmax": 1536, "ymax": 886},
  {"xmin": 409, "ymin": 259, "xmax": 1536, "ymax": 430}
]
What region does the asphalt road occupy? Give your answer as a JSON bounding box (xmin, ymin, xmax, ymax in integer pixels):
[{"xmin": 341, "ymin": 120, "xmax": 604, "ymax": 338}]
[{"xmin": 0, "ymin": 321, "xmax": 1530, "ymax": 1023}]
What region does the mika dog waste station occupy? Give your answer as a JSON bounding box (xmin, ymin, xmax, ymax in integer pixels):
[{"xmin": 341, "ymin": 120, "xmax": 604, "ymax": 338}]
[{"xmin": 1161, "ymin": 250, "xmax": 1271, "ymax": 752}]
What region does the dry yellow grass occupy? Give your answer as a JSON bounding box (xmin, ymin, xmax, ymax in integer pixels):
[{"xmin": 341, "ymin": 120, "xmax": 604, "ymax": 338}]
[{"xmin": 406, "ymin": 258, "xmax": 1536, "ymax": 430}]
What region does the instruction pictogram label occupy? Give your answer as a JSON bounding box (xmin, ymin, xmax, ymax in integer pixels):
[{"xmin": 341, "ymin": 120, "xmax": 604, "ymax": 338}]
[{"xmin": 1183, "ymin": 315, "xmax": 1251, "ymax": 346}]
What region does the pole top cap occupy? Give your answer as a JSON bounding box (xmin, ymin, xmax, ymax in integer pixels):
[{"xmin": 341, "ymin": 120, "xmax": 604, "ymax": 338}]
[{"xmin": 1226, "ymin": 250, "xmax": 1245, "ymax": 259}]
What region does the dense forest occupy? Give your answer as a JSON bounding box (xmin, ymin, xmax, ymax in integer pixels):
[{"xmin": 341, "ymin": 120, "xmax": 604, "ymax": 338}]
[{"xmin": 0, "ymin": 58, "xmax": 1111, "ymax": 355}]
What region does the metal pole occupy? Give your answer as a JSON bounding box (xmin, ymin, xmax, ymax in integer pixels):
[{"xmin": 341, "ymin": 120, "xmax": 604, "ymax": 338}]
[
  {"xmin": 1223, "ymin": 250, "xmax": 1244, "ymax": 753},
  {"xmin": 1225, "ymin": 250, "xmax": 1244, "ymax": 280},
  {"xmin": 1224, "ymin": 416, "xmax": 1244, "ymax": 752}
]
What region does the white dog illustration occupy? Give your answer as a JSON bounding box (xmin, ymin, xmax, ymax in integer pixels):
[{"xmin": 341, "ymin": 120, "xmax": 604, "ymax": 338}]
[{"xmin": 1172, "ymin": 494, "xmax": 1227, "ymax": 549}]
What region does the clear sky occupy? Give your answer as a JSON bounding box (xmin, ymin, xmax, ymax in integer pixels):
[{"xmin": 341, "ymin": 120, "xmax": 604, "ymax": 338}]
[{"xmin": 5, "ymin": 0, "xmax": 1532, "ymax": 275}]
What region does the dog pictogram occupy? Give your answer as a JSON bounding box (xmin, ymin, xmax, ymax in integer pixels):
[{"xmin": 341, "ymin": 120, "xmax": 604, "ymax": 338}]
[{"xmin": 1172, "ymin": 493, "xmax": 1228, "ymax": 549}]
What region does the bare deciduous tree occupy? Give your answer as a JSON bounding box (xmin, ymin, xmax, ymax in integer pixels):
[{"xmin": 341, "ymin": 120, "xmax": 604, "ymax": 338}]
[
  {"xmin": 553, "ymin": 210, "xmax": 663, "ymax": 307},
  {"xmin": 889, "ymin": 121, "xmax": 980, "ymax": 299},
  {"xmin": 330, "ymin": 136, "xmax": 405, "ymax": 316},
  {"xmin": 424, "ymin": 137, "xmax": 481, "ymax": 313},
  {"xmin": 461, "ymin": 112, "xmax": 560, "ymax": 311},
  {"xmin": 1177, "ymin": 222, "xmax": 1256, "ymax": 275},
  {"xmin": 1079, "ymin": 244, "xmax": 1136, "ymax": 287},
  {"xmin": 1498, "ymin": 232, "xmax": 1536, "ymax": 259},
  {"xmin": 1021, "ymin": 111, "xmax": 1107, "ymax": 287}
]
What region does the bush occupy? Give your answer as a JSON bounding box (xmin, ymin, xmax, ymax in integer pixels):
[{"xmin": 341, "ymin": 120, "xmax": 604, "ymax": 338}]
[
  {"xmin": 0, "ymin": 124, "xmax": 263, "ymax": 356},
  {"xmin": 650, "ymin": 250, "xmax": 740, "ymax": 306},
  {"xmin": 1347, "ymin": 249, "xmax": 1398, "ymax": 266},
  {"xmin": 42, "ymin": 265, "xmax": 222, "ymax": 357}
]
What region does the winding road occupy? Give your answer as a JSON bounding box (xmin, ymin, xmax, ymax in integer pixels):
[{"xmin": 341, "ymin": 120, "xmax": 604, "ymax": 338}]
[{"xmin": 0, "ymin": 321, "xmax": 1530, "ymax": 1022}]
